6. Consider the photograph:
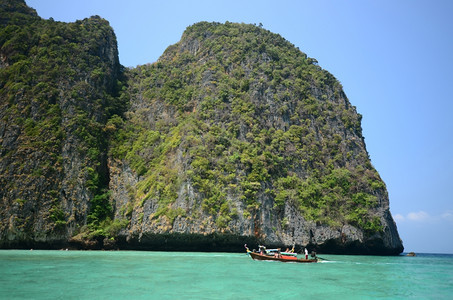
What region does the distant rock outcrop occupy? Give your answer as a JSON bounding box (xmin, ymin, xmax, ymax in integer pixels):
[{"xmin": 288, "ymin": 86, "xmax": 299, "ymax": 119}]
[{"xmin": 0, "ymin": 1, "xmax": 403, "ymax": 254}]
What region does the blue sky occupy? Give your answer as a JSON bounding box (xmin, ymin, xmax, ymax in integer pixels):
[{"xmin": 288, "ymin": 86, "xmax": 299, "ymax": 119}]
[{"xmin": 26, "ymin": 0, "xmax": 453, "ymax": 254}]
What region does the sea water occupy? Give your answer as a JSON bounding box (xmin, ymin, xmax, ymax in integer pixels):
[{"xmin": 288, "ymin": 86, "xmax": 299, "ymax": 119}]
[{"xmin": 0, "ymin": 250, "xmax": 452, "ymax": 299}]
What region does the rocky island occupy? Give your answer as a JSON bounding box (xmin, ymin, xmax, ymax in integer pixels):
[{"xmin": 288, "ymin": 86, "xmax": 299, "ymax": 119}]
[{"xmin": 0, "ymin": 0, "xmax": 403, "ymax": 254}]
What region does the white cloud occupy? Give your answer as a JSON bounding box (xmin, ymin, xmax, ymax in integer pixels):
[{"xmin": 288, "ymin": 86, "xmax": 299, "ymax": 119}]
[
  {"xmin": 407, "ymin": 211, "xmax": 430, "ymax": 221},
  {"xmin": 441, "ymin": 210, "xmax": 453, "ymax": 221},
  {"xmin": 394, "ymin": 214, "xmax": 405, "ymax": 222},
  {"xmin": 395, "ymin": 210, "xmax": 453, "ymax": 223}
]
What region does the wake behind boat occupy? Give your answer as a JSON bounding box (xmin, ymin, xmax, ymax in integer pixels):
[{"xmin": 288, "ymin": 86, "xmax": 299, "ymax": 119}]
[{"xmin": 245, "ymin": 244, "xmax": 318, "ymax": 263}]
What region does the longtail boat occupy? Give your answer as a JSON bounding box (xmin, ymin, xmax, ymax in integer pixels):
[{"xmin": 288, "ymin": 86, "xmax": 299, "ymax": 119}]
[
  {"xmin": 248, "ymin": 251, "xmax": 318, "ymax": 263},
  {"xmin": 244, "ymin": 244, "xmax": 318, "ymax": 263}
]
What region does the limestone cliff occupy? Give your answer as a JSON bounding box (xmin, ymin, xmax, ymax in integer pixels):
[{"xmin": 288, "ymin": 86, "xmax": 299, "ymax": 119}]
[
  {"xmin": 0, "ymin": 2, "xmax": 403, "ymax": 254},
  {"xmin": 109, "ymin": 22, "xmax": 403, "ymax": 254},
  {"xmin": 0, "ymin": 0, "xmax": 124, "ymax": 248}
]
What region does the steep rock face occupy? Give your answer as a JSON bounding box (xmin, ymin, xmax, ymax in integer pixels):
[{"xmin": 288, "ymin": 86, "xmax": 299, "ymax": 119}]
[
  {"xmin": 110, "ymin": 22, "xmax": 403, "ymax": 254},
  {"xmin": 0, "ymin": 2, "xmax": 402, "ymax": 254},
  {"xmin": 0, "ymin": 0, "xmax": 123, "ymax": 248}
]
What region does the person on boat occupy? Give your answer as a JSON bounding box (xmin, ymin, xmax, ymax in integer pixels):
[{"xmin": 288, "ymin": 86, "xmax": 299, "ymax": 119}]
[
  {"xmin": 244, "ymin": 244, "xmax": 252, "ymax": 255},
  {"xmin": 304, "ymin": 248, "xmax": 308, "ymax": 259}
]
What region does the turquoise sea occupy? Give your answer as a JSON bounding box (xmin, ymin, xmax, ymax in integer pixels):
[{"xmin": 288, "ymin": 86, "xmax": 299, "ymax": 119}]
[{"xmin": 0, "ymin": 250, "xmax": 452, "ymax": 299}]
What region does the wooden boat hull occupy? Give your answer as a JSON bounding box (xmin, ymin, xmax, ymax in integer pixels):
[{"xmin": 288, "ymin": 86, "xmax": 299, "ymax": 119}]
[{"xmin": 249, "ymin": 252, "xmax": 317, "ymax": 263}]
